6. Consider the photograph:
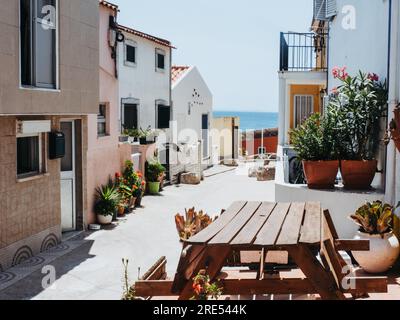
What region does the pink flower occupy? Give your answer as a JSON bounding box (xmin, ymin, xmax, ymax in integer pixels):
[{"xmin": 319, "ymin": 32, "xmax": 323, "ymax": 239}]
[
  {"xmin": 368, "ymin": 73, "xmax": 379, "ymax": 82},
  {"xmin": 332, "ymin": 66, "xmax": 349, "ymax": 80}
]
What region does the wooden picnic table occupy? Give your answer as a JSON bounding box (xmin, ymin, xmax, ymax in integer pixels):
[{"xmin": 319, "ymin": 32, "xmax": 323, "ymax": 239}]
[{"xmin": 135, "ymin": 201, "xmax": 388, "ymax": 300}]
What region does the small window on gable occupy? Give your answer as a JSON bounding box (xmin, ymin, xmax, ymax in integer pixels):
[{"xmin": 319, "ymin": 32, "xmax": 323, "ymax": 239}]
[
  {"xmin": 156, "ymin": 49, "xmax": 166, "ymax": 71},
  {"xmin": 124, "ymin": 41, "xmax": 137, "ymax": 66}
]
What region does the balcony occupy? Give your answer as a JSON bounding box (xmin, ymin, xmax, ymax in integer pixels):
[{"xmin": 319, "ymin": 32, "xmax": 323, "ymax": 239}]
[{"xmin": 280, "ymin": 32, "xmax": 328, "ymax": 72}]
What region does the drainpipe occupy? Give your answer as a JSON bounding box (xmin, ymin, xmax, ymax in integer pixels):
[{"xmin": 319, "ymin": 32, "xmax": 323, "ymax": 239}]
[{"xmin": 385, "ymin": 0, "xmax": 398, "ymax": 203}]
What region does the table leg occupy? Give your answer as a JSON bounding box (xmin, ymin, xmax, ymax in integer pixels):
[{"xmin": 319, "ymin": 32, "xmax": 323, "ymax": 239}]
[
  {"xmin": 287, "ymin": 244, "xmax": 346, "ymax": 300},
  {"xmin": 178, "ymin": 245, "xmax": 231, "ymax": 300}
]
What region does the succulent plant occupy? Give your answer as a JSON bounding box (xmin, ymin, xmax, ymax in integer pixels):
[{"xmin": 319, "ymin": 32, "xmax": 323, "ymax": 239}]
[
  {"xmin": 175, "ymin": 208, "xmax": 215, "ymax": 241},
  {"xmin": 350, "ymin": 201, "xmax": 396, "ymax": 235}
]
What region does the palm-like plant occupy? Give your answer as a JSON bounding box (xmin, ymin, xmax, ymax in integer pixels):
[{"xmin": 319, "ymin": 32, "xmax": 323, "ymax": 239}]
[
  {"xmin": 95, "ymin": 184, "xmax": 120, "ymax": 217},
  {"xmin": 175, "ymin": 208, "xmax": 215, "ymax": 241}
]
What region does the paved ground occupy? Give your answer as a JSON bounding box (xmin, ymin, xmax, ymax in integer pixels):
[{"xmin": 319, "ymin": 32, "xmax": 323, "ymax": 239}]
[{"xmin": 0, "ymin": 168, "xmax": 275, "ymax": 300}]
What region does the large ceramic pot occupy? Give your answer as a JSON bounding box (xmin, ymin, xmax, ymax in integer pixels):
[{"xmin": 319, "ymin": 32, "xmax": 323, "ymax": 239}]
[
  {"xmin": 302, "ymin": 160, "xmax": 339, "ymax": 189},
  {"xmin": 340, "ymin": 160, "xmax": 377, "ymax": 190},
  {"xmin": 352, "ymin": 232, "xmax": 400, "ymax": 274},
  {"xmin": 148, "ymin": 181, "xmax": 160, "ymax": 194},
  {"xmin": 97, "ymin": 214, "xmax": 113, "ymax": 225}
]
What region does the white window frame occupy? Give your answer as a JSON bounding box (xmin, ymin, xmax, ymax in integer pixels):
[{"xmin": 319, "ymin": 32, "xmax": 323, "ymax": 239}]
[
  {"xmin": 124, "ymin": 39, "xmax": 137, "ymax": 67},
  {"xmin": 97, "ymin": 103, "xmax": 109, "ymax": 137},
  {"xmin": 16, "ymin": 132, "xmax": 45, "ymax": 180},
  {"xmin": 155, "ymin": 48, "xmax": 166, "ymax": 72},
  {"xmin": 19, "ymin": 0, "xmax": 60, "ymax": 91},
  {"xmin": 294, "ymin": 94, "xmax": 314, "ymax": 128}
]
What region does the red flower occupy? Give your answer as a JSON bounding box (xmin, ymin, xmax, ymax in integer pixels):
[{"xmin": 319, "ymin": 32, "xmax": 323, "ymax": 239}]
[
  {"xmin": 115, "ymin": 172, "xmax": 121, "ymax": 178},
  {"xmin": 332, "ymin": 66, "xmax": 349, "ymax": 80},
  {"xmin": 141, "ymin": 181, "xmax": 146, "ymax": 186},
  {"xmin": 368, "ymin": 73, "xmax": 379, "ymax": 82}
]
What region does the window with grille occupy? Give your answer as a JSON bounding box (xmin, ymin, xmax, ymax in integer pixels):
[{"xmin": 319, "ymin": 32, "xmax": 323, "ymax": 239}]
[{"xmin": 294, "ymin": 95, "xmax": 314, "ymax": 128}]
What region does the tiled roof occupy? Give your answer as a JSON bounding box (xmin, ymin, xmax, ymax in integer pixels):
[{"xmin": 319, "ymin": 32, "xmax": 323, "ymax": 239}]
[
  {"xmin": 99, "ymin": 0, "xmax": 118, "ymax": 11},
  {"xmin": 117, "ymin": 24, "xmax": 175, "ymax": 49},
  {"xmin": 171, "ymin": 66, "xmax": 190, "ymax": 84}
]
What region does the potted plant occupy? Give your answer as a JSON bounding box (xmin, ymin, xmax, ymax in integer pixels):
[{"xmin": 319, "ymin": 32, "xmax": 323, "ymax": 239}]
[
  {"xmin": 134, "ymin": 171, "xmax": 146, "ymax": 207},
  {"xmin": 146, "ymin": 160, "xmax": 166, "ymax": 194},
  {"xmin": 350, "ymin": 201, "xmax": 400, "ymax": 273},
  {"xmin": 137, "ymin": 126, "xmax": 156, "ymax": 145},
  {"xmin": 330, "ymin": 68, "xmax": 388, "ymax": 189},
  {"xmin": 123, "ymin": 128, "xmax": 141, "ymax": 144},
  {"xmin": 175, "ymin": 208, "xmax": 215, "ymax": 241},
  {"xmin": 191, "ymin": 270, "xmax": 223, "ymax": 301},
  {"xmin": 94, "ymin": 183, "xmax": 120, "ymax": 225},
  {"xmin": 290, "ymin": 113, "xmax": 339, "ymax": 189}
]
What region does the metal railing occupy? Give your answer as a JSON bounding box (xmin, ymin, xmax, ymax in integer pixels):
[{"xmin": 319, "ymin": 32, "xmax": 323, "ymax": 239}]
[{"xmin": 280, "ymin": 32, "xmax": 328, "ymax": 72}]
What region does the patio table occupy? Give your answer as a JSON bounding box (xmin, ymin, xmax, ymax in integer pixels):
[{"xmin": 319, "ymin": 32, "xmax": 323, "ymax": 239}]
[{"xmin": 134, "ymin": 201, "xmax": 388, "ymax": 300}]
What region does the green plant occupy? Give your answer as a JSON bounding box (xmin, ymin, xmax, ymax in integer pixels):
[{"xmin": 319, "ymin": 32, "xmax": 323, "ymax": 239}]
[
  {"xmin": 191, "ymin": 270, "xmax": 223, "ymax": 300},
  {"xmin": 94, "ymin": 183, "xmax": 120, "ymax": 217},
  {"xmin": 146, "ymin": 160, "xmax": 166, "ymax": 182},
  {"xmin": 290, "ymin": 113, "xmax": 339, "ymax": 161},
  {"xmin": 123, "ymin": 128, "xmax": 141, "ymax": 139},
  {"xmin": 329, "ymin": 69, "xmax": 388, "ymax": 160},
  {"xmin": 350, "ymin": 201, "xmax": 398, "ymax": 235},
  {"xmin": 122, "ymin": 259, "xmax": 137, "ymax": 300}
]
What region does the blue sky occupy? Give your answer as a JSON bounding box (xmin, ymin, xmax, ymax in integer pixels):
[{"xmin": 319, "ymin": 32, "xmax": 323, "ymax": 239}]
[{"xmin": 112, "ymin": 0, "xmax": 313, "ymax": 112}]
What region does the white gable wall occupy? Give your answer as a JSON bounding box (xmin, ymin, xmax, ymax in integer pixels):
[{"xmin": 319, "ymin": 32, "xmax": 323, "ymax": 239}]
[{"xmin": 172, "ymin": 67, "xmax": 213, "ymax": 159}]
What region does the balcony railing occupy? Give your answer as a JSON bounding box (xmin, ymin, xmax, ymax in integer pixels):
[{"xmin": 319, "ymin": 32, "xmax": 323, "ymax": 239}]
[{"xmin": 280, "ymin": 32, "xmax": 328, "ymax": 72}]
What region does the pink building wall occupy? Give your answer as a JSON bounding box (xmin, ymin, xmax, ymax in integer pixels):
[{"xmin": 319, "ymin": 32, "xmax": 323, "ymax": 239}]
[{"xmin": 86, "ymin": 4, "xmax": 131, "ymax": 225}]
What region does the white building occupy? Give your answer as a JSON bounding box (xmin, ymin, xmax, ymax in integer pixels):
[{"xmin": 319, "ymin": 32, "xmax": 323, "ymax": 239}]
[
  {"xmin": 275, "ymin": 0, "xmax": 400, "ymax": 238},
  {"xmin": 171, "ymin": 66, "xmax": 213, "ymax": 168},
  {"xmin": 117, "ymin": 25, "xmax": 173, "ymax": 134}
]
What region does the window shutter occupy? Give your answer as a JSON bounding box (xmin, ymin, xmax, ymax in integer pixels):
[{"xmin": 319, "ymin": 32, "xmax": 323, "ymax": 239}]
[
  {"xmin": 313, "ymin": 0, "xmax": 327, "ymax": 21},
  {"xmin": 326, "ymin": 0, "xmax": 337, "ymax": 18}
]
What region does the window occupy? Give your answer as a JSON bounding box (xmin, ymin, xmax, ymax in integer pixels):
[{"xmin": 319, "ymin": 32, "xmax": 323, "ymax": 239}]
[
  {"xmin": 122, "ymin": 104, "xmax": 138, "ymax": 130},
  {"xmin": 97, "ymin": 104, "xmax": 108, "ymax": 137},
  {"xmin": 156, "ymin": 49, "xmax": 166, "ymax": 71},
  {"xmin": 20, "ymin": 0, "xmax": 57, "ymax": 89},
  {"xmin": 124, "ymin": 41, "xmax": 137, "ymax": 66},
  {"xmin": 294, "ymin": 95, "xmax": 314, "ymax": 128},
  {"xmin": 258, "ymin": 147, "xmax": 266, "ymax": 155},
  {"xmin": 157, "ymin": 104, "xmax": 171, "ymax": 129},
  {"xmin": 17, "ymin": 134, "xmax": 42, "ymax": 178}
]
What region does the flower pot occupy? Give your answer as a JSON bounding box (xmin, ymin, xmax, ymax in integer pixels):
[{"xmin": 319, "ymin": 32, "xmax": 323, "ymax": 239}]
[
  {"xmin": 352, "ymin": 232, "xmax": 400, "ymax": 274},
  {"xmin": 340, "ymin": 160, "xmax": 377, "ymax": 190},
  {"xmin": 117, "ymin": 206, "xmax": 125, "ymax": 217},
  {"xmin": 97, "ymin": 214, "xmax": 113, "ymax": 225},
  {"xmin": 148, "ymin": 181, "xmax": 160, "ymax": 194},
  {"xmin": 129, "ymin": 197, "xmax": 137, "ymax": 210},
  {"xmin": 302, "ymin": 160, "xmax": 339, "ymax": 189},
  {"xmin": 135, "ymin": 195, "xmax": 143, "ymax": 208}
]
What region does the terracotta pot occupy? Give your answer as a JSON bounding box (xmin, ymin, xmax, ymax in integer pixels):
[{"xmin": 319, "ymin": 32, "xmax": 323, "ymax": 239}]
[
  {"xmin": 135, "ymin": 195, "xmax": 143, "ymax": 208},
  {"xmin": 340, "ymin": 160, "xmax": 377, "ymax": 190},
  {"xmin": 302, "ymin": 160, "xmax": 339, "ymax": 189},
  {"xmin": 117, "ymin": 205, "xmax": 125, "ymax": 216},
  {"xmin": 352, "ymin": 232, "xmax": 400, "ymax": 274}
]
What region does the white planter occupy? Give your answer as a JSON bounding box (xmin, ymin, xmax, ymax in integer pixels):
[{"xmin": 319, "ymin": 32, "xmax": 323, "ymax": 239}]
[
  {"xmin": 352, "ymin": 231, "xmax": 400, "ymax": 274},
  {"xmin": 97, "ymin": 214, "xmax": 113, "ymax": 225}
]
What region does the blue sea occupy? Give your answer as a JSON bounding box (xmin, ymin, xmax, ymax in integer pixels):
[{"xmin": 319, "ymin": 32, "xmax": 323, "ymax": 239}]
[{"xmin": 213, "ymin": 111, "xmax": 278, "ymax": 131}]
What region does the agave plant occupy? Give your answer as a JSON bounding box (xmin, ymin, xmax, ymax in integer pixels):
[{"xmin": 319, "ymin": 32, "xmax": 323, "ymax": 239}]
[
  {"xmin": 350, "ymin": 201, "xmax": 396, "ymax": 235},
  {"xmin": 175, "ymin": 208, "xmax": 215, "ymax": 241}
]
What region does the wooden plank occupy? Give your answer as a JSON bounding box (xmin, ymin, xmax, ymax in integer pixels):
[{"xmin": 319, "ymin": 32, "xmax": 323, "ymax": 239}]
[
  {"xmin": 208, "ymin": 202, "xmax": 262, "ymax": 245},
  {"xmin": 230, "ymin": 202, "xmax": 277, "ymax": 246},
  {"xmin": 276, "ymin": 202, "xmax": 306, "ymax": 245},
  {"xmin": 140, "ymin": 257, "xmax": 167, "ymax": 281},
  {"xmin": 299, "ymin": 202, "xmax": 321, "ymax": 244},
  {"xmin": 334, "ymin": 239, "xmax": 370, "ymax": 251},
  {"xmin": 134, "ymin": 276, "xmax": 388, "ymax": 297},
  {"xmin": 287, "ymin": 244, "xmax": 345, "ymax": 300},
  {"xmin": 186, "ymin": 201, "xmax": 247, "ymax": 245},
  {"xmin": 254, "ymin": 202, "xmax": 291, "ymax": 246},
  {"xmin": 322, "ymin": 209, "xmax": 339, "ymax": 240}
]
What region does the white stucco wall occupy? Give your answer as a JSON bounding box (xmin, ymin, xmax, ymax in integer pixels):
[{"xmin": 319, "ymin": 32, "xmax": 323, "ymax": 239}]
[
  {"xmin": 328, "ymin": 0, "xmax": 389, "ymax": 90},
  {"xmin": 172, "ymin": 67, "xmax": 213, "ymax": 160},
  {"xmin": 118, "ymin": 31, "xmax": 171, "ymax": 131}
]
